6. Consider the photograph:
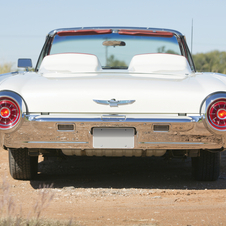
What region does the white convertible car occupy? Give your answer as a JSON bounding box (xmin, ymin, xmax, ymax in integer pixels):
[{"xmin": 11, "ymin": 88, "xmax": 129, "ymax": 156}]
[{"xmin": 0, "ymin": 27, "xmax": 225, "ymax": 181}]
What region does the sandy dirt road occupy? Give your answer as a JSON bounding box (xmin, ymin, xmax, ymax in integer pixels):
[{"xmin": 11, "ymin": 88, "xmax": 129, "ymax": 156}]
[{"xmin": 1, "ymin": 148, "xmax": 226, "ymax": 226}]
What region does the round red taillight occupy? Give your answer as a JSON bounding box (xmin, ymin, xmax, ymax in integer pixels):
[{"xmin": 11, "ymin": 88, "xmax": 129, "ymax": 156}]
[
  {"xmin": 0, "ymin": 98, "xmax": 21, "ymax": 129},
  {"xmin": 207, "ymin": 99, "xmax": 226, "ymax": 130},
  {"xmin": 1, "ymin": 107, "xmax": 10, "ymax": 118},
  {"xmin": 217, "ymin": 109, "xmax": 226, "ymax": 119}
]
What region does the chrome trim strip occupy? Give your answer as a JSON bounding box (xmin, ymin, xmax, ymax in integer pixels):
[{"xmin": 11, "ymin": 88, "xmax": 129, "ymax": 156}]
[
  {"xmin": 101, "ymin": 114, "xmax": 126, "ymax": 121},
  {"xmin": 48, "ymin": 27, "xmax": 183, "ymax": 37},
  {"xmin": 23, "ymin": 141, "xmax": 88, "ymax": 144},
  {"xmin": 25, "ymin": 115, "xmax": 203, "ymax": 123},
  {"xmin": 140, "ymin": 142, "xmax": 205, "ymax": 145}
]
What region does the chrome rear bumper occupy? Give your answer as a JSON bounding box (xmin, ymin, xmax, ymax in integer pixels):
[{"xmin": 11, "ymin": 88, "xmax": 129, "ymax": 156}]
[{"xmin": 2, "ymin": 114, "xmax": 225, "ymax": 150}]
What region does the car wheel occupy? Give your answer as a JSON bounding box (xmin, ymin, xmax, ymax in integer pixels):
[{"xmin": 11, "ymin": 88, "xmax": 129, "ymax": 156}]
[
  {"xmin": 9, "ymin": 148, "xmax": 38, "ymax": 180},
  {"xmin": 192, "ymin": 150, "xmax": 220, "ymax": 181}
]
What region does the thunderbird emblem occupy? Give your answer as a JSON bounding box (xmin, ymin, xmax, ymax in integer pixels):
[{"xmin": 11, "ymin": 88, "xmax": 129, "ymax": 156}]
[{"xmin": 93, "ymin": 99, "xmax": 135, "ymax": 107}]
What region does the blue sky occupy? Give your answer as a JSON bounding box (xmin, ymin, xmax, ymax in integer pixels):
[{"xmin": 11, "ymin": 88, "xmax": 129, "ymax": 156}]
[{"xmin": 0, "ymin": 0, "xmax": 225, "ymax": 68}]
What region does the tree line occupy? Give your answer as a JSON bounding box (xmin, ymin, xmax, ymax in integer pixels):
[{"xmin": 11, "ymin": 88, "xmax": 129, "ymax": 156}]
[
  {"xmin": 193, "ymin": 50, "xmax": 226, "ymax": 74},
  {"xmin": 0, "ymin": 50, "xmax": 226, "ymax": 74},
  {"xmin": 0, "ymin": 63, "xmax": 13, "ymax": 74}
]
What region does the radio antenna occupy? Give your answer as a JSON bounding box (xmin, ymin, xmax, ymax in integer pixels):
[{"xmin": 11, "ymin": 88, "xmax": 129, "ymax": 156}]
[{"xmin": 191, "ymin": 18, "xmax": 193, "ymax": 55}]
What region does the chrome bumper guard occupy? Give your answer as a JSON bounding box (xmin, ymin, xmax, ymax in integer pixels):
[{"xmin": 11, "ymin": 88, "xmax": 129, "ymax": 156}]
[{"xmin": 2, "ymin": 114, "xmax": 225, "ymax": 150}]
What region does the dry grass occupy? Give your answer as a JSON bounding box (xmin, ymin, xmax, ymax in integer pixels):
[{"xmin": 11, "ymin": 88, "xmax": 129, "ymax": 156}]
[
  {"xmin": 0, "ymin": 218, "xmax": 76, "ymax": 226},
  {"xmin": 32, "ymin": 184, "xmax": 54, "ymax": 220},
  {"xmin": 0, "ymin": 63, "xmax": 13, "ymax": 74},
  {"xmin": 0, "ymin": 178, "xmax": 78, "ymax": 226}
]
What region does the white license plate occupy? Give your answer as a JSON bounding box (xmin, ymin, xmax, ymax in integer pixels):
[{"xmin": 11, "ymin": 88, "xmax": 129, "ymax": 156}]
[{"xmin": 93, "ymin": 128, "xmax": 134, "ymax": 148}]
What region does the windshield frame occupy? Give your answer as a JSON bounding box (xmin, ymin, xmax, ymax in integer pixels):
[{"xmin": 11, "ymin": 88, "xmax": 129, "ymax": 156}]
[{"xmin": 35, "ymin": 27, "xmax": 195, "ymax": 72}]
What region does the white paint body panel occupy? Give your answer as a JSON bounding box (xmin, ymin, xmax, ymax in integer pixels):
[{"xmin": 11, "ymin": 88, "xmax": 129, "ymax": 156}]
[
  {"xmin": 0, "ymin": 71, "xmax": 226, "ymax": 114},
  {"xmin": 39, "ymin": 53, "xmax": 102, "ymax": 76},
  {"xmin": 128, "ymin": 54, "xmax": 192, "ymax": 75},
  {"xmin": 1, "ymin": 54, "xmax": 226, "ymax": 114}
]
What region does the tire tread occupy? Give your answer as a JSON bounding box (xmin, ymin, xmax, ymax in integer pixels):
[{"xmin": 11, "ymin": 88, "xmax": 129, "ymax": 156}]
[
  {"xmin": 9, "ymin": 149, "xmax": 38, "ymax": 180},
  {"xmin": 192, "ymin": 150, "xmax": 220, "ymax": 181}
]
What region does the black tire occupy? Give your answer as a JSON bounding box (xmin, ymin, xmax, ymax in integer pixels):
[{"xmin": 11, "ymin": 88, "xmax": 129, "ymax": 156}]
[
  {"xmin": 9, "ymin": 149, "xmax": 38, "ymax": 180},
  {"xmin": 192, "ymin": 150, "xmax": 220, "ymax": 181}
]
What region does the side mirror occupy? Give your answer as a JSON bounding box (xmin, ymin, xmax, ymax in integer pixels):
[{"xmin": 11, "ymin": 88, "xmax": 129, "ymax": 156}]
[{"xmin": 18, "ymin": 58, "xmax": 32, "ymax": 70}]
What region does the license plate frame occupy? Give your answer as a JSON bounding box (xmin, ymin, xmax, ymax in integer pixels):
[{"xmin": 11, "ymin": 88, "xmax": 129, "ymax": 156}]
[{"xmin": 93, "ymin": 128, "xmax": 134, "ymax": 148}]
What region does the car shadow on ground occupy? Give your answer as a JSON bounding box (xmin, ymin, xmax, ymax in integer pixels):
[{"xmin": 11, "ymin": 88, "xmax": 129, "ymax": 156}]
[{"xmin": 30, "ymin": 152, "xmax": 226, "ymax": 190}]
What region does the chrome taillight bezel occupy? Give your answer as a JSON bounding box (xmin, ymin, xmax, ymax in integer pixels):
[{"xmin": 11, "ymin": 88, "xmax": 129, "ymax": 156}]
[
  {"xmin": 207, "ymin": 98, "xmax": 226, "ymax": 131},
  {"xmin": 0, "ymin": 97, "xmax": 21, "ymax": 129},
  {"xmin": 0, "ymin": 91, "xmax": 24, "ymax": 131},
  {"xmin": 200, "ymin": 92, "xmax": 226, "ymax": 133}
]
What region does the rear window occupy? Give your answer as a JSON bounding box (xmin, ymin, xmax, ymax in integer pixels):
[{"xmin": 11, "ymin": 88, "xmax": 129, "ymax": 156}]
[{"xmin": 50, "ymin": 32, "xmax": 181, "ymax": 69}]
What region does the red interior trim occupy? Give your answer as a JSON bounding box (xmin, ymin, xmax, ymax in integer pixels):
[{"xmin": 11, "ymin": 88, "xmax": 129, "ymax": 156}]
[
  {"xmin": 57, "ymin": 29, "xmax": 112, "ymax": 36},
  {"xmin": 118, "ymin": 29, "xmax": 174, "ymax": 37}
]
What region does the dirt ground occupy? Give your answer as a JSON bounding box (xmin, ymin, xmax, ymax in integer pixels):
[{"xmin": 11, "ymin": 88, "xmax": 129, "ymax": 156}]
[{"xmin": 1, "ymin": 148, "xmax": 226, "ymax": 226}]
